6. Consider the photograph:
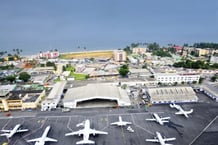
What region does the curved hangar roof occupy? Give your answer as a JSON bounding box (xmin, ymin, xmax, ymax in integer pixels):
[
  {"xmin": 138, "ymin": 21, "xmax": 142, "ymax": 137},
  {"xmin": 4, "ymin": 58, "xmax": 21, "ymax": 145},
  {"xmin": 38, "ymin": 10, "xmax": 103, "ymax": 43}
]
[{"xmin": 63, "ymin": 84, "xmax": 131, "ymax": 108}]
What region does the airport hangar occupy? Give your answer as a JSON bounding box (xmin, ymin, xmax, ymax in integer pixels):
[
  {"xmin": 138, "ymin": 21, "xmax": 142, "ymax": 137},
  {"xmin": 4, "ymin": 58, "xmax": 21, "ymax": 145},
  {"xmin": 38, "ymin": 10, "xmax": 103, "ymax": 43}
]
[{"xmin": 63, "ymin": 83, "xmax": 131, "ymax": 108}]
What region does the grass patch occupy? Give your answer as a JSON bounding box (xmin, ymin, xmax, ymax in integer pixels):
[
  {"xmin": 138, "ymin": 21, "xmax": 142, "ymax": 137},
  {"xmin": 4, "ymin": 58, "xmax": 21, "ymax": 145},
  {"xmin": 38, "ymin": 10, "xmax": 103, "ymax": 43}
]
[
  {"xmin": 54, "ymin": 76, "xmax": 61, "ymax": 82},
  {"xmin": 70, "ymin": 72, "xmax": 87, "ymax": 80},
  {"xmin": 65, "ymin": 65, "xmax": 87, "ymax": 80},
  {"xmin": 60, "ymin": 51, "xmax": 113, "ymax": 59},
  {"xmin": 66, "ymin": 66, "xmax": 75, "ymax": 72}
]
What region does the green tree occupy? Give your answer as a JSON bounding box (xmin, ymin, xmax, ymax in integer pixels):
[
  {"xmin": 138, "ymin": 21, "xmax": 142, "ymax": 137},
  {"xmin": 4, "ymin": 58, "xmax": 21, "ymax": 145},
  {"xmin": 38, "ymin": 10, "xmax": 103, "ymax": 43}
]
[
  {"xmin": 62, "ymin": 65, "xmax": 66, "ymax": 71},
  {"xmin": 192, "ymin": 81, "xmax": 197, "ymax": 84},
  {"xmin": 19, "ymin": 72, "xmax": 31, "ymax": 82},
  {"xmin": 6, "ymin": 75, "xmax": 16, "ymax": 83},
  {"xmin": 211, "ymin": 76, "xmax": 217, "ymax": 82},
  {"xmin": 142, "ymin": 63, "xmax": 147, "ymax": 69},
  {"xmin": 148, "ymin": 42, "xmax": 160, "ymax": 51},
  {"xmin": 152, "ymin": 49, "xmax": 172, "ymax": 57},
  {"xmin": 123, "ymin": 46, "xmax": 132, "ymax": 55},
  {"xmin": 118, "ymin": 64, "xmax": 129, "ymax": 77},
  {"xmin": 199, "ymin": 77, "xmax": 204, "ymax": 84}
]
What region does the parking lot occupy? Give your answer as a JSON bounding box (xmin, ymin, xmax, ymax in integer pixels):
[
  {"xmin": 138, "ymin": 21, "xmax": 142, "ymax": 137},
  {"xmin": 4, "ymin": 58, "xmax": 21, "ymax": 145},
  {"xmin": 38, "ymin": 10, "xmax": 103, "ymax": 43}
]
[{"xmin": 0, "ymin": 101, "xmax": 218, "ymax": 145}]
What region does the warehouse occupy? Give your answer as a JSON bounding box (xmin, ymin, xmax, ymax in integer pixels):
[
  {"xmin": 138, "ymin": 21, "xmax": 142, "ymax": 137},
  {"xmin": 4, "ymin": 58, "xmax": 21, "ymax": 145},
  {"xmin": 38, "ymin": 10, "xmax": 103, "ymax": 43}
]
[{"xmin": 147, "ymin": 86, "xmax": 198, "ymax": 104}]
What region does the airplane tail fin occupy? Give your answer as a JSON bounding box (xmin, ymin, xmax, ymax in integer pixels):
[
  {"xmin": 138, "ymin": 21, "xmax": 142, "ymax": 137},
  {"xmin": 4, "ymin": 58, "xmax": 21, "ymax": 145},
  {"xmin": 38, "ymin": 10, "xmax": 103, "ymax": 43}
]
[{"xmin": 76, "ymin": 139, "xmax": 95, "ymax": 144}]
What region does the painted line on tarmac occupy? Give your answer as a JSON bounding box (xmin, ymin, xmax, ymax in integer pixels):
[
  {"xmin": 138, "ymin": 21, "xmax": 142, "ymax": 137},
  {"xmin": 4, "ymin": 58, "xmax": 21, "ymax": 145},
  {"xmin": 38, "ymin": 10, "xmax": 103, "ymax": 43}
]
[
  {"xmin": 131, "ymin": 114, "xmax": 154, "ymax": 135},
  {"xmin": 189, "ymin": 115, "xmax": 218, "ymax": 145}
]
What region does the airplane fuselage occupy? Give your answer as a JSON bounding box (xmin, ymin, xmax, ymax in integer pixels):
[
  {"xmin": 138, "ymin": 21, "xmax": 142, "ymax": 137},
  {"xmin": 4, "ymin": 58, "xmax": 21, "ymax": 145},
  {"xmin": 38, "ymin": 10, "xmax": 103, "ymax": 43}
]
[
  {"xmin": 42, "ymin": 126, "xmax": 50, "ymax": 141},
  {"xmin": 8, "ymin": 124, "xmax": 21, "ymax": 138},
  {"xmin": 153, "ymin": 114, "xmax": 164, "ymax": 125},
  {"xmin": 156, "ymin": 132, "xmax": 166, "ymax": 145}
]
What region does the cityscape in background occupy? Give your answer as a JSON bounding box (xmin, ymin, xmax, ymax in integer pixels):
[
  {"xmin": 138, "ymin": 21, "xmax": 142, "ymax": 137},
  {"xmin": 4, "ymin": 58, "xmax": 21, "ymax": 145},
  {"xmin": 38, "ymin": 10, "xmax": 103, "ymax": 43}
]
[{"xmin": 0, "ymin": 0, "xmax": 218, "ymax": 145}]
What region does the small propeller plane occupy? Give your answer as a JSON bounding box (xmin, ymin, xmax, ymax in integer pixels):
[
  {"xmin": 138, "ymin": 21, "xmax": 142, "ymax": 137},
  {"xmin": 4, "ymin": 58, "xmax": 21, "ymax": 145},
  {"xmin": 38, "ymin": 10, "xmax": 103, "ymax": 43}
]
[
  {"xmin": 146, "ymin": 131, "xmax": 176, "ymax": 145},
  {"xmin": 27, "ymin": 126, "xmax": 57, "ymax": 145},
  {"xmin": 0, "ymin": 124, "xmax": 28, "ymax": 138},
  {"xmin": 110, "ymin": 116, "xmax": 132, "ymax": 127},
  {"xmin": 169, "ymin": 103, "xmax": 193, "ymax": 118},
  {"xmin": 65, "ymin": 119, "xmax": 108, "ymax": 144},
  {"xmin": 146, "ymin": 113, "xmax": 170, "ymax": 125}
]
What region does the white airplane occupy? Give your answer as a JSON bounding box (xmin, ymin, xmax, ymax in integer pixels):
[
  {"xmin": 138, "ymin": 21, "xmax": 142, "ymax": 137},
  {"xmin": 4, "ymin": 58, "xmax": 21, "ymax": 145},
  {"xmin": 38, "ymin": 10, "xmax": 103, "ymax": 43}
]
[
  {"xmin": 110, "ymin": 116, "xmax": 132, "ymax": 127},
  {"xmin": 65, "ymin": 119, "xmax": 108, "ymax": 144},
  {"xmin": 169, "ymin": 103, "xmax": 193, "ymax": 118},
  {"xmin": 0, "ymin": 124, "xmax": 28, "ymax": 138},
  {"xmin": 146, "ymin": 131, "xmax": 176, "ymax": 145},
  {"xmin": 146, "ymin": 113, "xmax": 170, "ymax": 125},
  {"xmin": 27, "ymin": 126, "xmax": 57, "ymax": 145}
]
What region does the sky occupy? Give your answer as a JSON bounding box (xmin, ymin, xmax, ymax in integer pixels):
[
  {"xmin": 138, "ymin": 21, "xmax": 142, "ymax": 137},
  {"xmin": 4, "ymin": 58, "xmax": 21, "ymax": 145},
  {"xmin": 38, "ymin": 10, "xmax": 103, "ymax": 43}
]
[{"xmin": 0, "ymin": 0, "xmax": 217, "ymax": 55}]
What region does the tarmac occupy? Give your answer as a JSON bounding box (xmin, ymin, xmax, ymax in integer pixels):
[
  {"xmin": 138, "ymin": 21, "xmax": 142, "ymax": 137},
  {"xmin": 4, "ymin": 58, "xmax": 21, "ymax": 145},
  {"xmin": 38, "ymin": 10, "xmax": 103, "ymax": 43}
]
[{"xmin": 0, "ymin": 93, "xmax": 218, "ymax": 145}]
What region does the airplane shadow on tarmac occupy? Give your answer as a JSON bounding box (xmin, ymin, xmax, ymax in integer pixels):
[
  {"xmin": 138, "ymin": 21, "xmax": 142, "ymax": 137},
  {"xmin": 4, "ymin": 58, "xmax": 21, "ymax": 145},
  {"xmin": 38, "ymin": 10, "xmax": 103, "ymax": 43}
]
[{"xmin": 164, "ymin": 121, "xmax": 184, "ymax": 137}]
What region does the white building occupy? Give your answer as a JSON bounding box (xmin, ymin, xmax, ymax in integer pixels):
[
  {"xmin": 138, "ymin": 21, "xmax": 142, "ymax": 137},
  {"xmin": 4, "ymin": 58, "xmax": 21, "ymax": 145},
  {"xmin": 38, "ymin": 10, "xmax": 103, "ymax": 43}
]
[
  {"xmin": 41, "ymin": 81, "xmax": 66, "ymax": 111},
  {"xmin": 201, "ymin": 83, "xmax": 218, "ymax": 102},
  {"xmin": 63, "ymin": 83, "xmax": 131, "ymax": 108},
  {"xmin": 148, "ymin": 86, "xmax": 198, "ymax": 104},
  {"xmin": 210, "ymin": 56, "xmax": 218, "ymax": 64},
  {"xmin": 154, "ymin": 73, "xmax": 200, "ymax": 84}
]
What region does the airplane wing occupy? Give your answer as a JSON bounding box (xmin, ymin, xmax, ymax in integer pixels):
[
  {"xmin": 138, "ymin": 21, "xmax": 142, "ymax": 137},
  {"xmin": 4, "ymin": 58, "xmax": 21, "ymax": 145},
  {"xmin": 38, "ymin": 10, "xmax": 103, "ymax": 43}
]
[
  {"xmin": 45, "ymin": 137, "xmax": 58, "ymax": 142},
  {"xmin": 0, "ymin": 130, "xmax": 10, "ymax": 132},
  {"xmin": 27, "ymin": 138, "xmax": 41, "ymax": 142},
  {"xmin": 123, "ymin": 121, "xmax": 132, "ymax": 125},
  {"xmin": 162, "ymin": 120, "xmax": 169, "ymax": 123},
  {"xmin": 161, "ymin": 117, "xmax": 170, "ymax": 120},
  {"xmin": 0, "ymin": 133, "xmax": 10, "ymax": 137},
  {"xmin": 17, "ymin": 129, "xmax": 28, "ymax": 133},
  {"xmin": 146, "ymin": 118, "xmax": 156, "ymax": 121},
  {"xmin": 110, "ymin": 122, "xmax": 119, "ymax": 125},
  {"xmin": 65, "ymin": 130, "xmax": 83, "ymax": 136},
  {"xmin": 146, "ymin": 139, "xmax": 159, "ymax": 142},
  {"xmin": 164, "ymin": 137, "xmax": 176, "ymax": 142},
  {"xmin": 89, "ymin": 129, "xmax": 108, "ymax": 135},
  {"xmin": 76, "ymin": 139, "xmax": 95, "ymax": 144},
  {"xmin": 186, "ymin": 109, "xmax": 193, "ymax": 114},
  {"xmin": 175, "ymin": 111, "xmax": 183, "ymax": 115}
]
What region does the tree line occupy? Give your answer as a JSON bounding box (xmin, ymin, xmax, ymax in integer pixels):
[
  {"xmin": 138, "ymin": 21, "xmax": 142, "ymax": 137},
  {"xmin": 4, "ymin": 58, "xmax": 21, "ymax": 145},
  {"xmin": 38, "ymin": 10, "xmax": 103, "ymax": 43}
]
[{"xmin": 173, "ymin": 59, "xmax": 218, "ymax": 69}]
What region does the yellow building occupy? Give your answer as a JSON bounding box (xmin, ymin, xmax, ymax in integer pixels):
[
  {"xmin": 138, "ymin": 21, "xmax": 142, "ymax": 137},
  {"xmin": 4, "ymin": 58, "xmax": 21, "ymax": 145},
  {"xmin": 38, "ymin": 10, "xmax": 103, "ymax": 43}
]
[
  {"xmin": 132, "ymin": 47, "xmax": 146, "ymax": 55},
  {"xmin": 196, "ymin": 48, "xmax": 210, "ymax": 56},
  {"xmin": 0, "ymin": 90, "xmax": 45, "ymax": 111}
]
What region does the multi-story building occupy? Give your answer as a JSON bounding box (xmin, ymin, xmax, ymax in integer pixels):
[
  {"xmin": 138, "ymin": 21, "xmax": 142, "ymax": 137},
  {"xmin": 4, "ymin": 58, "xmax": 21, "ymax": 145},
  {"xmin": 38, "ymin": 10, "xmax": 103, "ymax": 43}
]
[
  {"xmin": 154, "ymin": 73, "xmax": 200, "ymax": 84},
  {"xmin": 195, "ymin": 48, "xmax": 210, "ymax": 56},
  {"xmin": 0, "ymin": 90, "xmax": 45, "ymax": 111},
  {"xmin": 39, "ymin": 51, "xmax": 59, "ymax": 59},
  {"xmin": 132, "ymin": 47, "xmax": 146, "ymax": 55},
  {"xmin": 41, "ymin": 81, "xmax": 66, "ymax": 111},
  {"xmin": 113, "ymin": 50, "xmax": 126, "ymax": 62},
  {"xmin": 210, "ymin": 56, "xmax": 218, "ymax": 64}
]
